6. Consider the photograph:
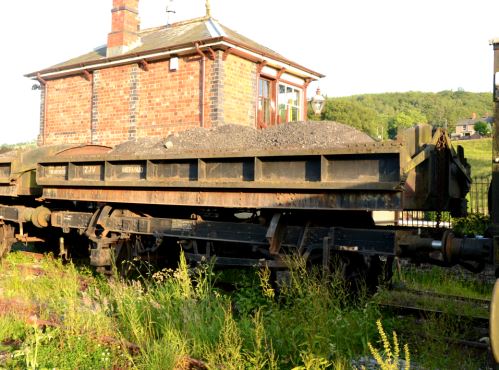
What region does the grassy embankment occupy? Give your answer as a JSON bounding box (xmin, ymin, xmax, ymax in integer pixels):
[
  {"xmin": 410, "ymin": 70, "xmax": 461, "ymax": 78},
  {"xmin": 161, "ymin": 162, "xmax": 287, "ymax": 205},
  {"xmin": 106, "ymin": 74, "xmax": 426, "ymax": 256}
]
[
  {"xmin": 0, "ymin": 252, "xmax": 492, "ymax": 369},
  {"xmin": 0, "ymin": 141, "xmax": 36, "ymax": 154},
  {"xmin": 0, "ymin": 253, "xmax": 379, "ymax": 369},
  {"xmin": 457, "ymin": 138, "xmax": 492, "ymax": 178}
]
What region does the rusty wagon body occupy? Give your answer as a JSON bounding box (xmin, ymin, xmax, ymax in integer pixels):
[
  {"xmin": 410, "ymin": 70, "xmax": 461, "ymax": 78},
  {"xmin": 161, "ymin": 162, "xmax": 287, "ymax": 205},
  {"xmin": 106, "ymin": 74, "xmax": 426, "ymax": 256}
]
[{"xmin": 0, "ymin": 122, "xmax": 488, "ymax": 278}]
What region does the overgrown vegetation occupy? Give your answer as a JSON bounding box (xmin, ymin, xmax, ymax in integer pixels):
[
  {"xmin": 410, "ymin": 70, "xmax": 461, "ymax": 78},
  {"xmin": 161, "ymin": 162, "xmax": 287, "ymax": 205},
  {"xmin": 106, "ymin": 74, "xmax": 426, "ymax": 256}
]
[
  {"xmin": 0, "ymin": 251, "xmax": 491, "ymax": 369},
  {"xmin": 310, "ymin": 91, "xmax": 493, "ymax": 139},
  {"xmin": 0, "ymin": 253, "xmax": 381, "ymax": 369},
  {"xmin": 379, "ymin": 264, "xmax": 493, "ymax": 369},
  {"xmin": 453, "ymin": 213, "xmax": 491, "ymax": 237},
  {"xmin": 392, "ymin": 264, "xmax": 493, "ymax": 300},
  {"xmin": 367, "ymin": 320, "xmax": 410, "ymax": 370}
]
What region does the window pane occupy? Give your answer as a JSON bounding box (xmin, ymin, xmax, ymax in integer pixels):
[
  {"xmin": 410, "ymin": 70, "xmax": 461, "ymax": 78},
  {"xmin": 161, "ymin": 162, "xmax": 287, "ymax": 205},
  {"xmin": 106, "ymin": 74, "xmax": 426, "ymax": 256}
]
[
  {"xmin": 258, "ymin": 79, "xmax": 273, "ymax": 127},
  {"xmin": 293, "ymin": 89, "xmax": 300, "ymax": 108},
  {"xmin": 277, "ymin": 83, "xmax": 302, "ymax": 123}
]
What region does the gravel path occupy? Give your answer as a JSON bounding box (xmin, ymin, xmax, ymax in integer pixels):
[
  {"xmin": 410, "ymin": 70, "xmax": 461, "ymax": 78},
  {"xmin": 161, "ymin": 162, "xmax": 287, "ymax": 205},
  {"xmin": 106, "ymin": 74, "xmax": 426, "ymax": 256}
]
[{"xmin": 112, "ymin": 121, "xmax": 375, "ymax": 155}]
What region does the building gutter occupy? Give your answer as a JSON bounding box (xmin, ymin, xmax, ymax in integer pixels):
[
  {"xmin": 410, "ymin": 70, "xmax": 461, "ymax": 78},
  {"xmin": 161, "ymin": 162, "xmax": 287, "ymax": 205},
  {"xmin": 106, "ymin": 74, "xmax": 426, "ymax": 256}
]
[
  {"xmin": 26, "ymin": 43, "xmax": 217, "ymax": 80},
  {"xmin": 26, "ymin": 38, "xmax": 324, "ymax": 81},
  {"xmin": 220, "ymin": 38, "xmax": 325, "ymax": 79},
  {"xmin": 35, "ymin": 74, "xmax": 48, "ymax": 145}
]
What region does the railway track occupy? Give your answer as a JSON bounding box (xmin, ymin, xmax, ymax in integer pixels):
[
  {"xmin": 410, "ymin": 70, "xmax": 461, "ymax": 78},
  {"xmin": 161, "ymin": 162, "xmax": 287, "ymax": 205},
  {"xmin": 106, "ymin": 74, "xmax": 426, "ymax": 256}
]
[
  {"xmin": 377, "ymin": 301, "xmax": 489, "ymax": 327},
  {"xmin": 376, "ymin": 287, "xmax": 492, "ymax": 354},
  {"xmin": 391, "ymin": 286, "xmax": 491, "ymax": 305}
]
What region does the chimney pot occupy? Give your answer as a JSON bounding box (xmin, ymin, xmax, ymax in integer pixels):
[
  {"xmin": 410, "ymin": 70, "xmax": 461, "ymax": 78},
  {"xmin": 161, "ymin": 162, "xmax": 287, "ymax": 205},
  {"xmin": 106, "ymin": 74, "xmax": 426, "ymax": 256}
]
[{"xmin": 107, "ymin": 0, "xmax": 141, "ymax": 57}]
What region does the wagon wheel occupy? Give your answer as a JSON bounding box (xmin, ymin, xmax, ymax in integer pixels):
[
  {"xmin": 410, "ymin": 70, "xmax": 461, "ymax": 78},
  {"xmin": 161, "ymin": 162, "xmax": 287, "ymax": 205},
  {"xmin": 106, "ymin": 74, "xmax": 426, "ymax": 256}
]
[
  {"xmin": 366, "ymin": 255, "xmax": 394, "ymax": 288},
  {"xmin": 0, "ymin": 224, "xmax": 15, "ymax": 259},
  {"xmin": 340, "ymin": 254, "xmax": 393, "ymax": 295},
  {"xmin": 340, "ymin": 253, "xmax": 368, "ymax": 293}
]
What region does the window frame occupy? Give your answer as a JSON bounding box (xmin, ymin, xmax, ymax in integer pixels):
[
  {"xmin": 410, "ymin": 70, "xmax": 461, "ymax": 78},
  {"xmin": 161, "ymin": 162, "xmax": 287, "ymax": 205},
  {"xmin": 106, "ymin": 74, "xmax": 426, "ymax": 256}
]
[
  {"xmin": 277, "ymin": 82, "xmax": 303, "ymax": 124},
  {"xmin": 256, "ymin": 71, "xmax": 306, "ymax": 128},
  {"xmin": 257, "ymin": 77, "xmax": 276, "ymax": 128}
]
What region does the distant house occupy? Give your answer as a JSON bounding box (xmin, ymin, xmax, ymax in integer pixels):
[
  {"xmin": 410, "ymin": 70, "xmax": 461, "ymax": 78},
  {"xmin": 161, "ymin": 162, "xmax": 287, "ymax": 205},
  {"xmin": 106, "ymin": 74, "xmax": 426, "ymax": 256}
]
[{"xmin": 454, "ymin": 113, "xmax": 493, "ymax": 138}]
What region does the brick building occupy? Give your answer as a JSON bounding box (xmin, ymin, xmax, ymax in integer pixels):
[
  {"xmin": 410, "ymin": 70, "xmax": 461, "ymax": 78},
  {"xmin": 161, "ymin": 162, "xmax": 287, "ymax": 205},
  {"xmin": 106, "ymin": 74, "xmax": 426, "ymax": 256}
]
[
  {"xmin": 27, "ymin": 0, "xmax": 323, "ymax": 147},
  {"xmin": 454, "ymin": 112, "xmax": 493, "ymax": 138}
]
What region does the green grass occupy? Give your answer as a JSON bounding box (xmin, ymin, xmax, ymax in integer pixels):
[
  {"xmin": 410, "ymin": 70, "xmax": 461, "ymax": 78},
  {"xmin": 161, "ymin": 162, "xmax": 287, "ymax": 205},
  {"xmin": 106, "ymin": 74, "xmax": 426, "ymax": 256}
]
[
  {"xmin": 375, "ymin": 264, "xmax": 493, "ymax": 369},
  {"xmin": 457, "ymin": 138, "xmax": 492, "ymax": 178},
  {"xmin": 0, "ymin": 252, "xmax": 492, "ymax": 369},
  {"xmin": 0, "ymin": 253, "xmax": 381, "ymax": 369},
  {"xmin": 392, "ymin": 264, "xmax": 493, "ymax": 299}
]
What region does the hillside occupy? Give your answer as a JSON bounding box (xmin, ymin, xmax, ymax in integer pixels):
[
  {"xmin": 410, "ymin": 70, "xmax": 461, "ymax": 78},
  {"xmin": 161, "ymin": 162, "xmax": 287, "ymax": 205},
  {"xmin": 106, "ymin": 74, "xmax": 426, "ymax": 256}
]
[
  {"xmin": 458, "ymin": 138, "xmax": 492, "ymax": 178},
  {"xmin": 312, "ymin": 91, "xmax": 493, "ymax": 139},
  {"xmin": 0, "ymin": 141, "xmax": 36, "ymax": 154}
]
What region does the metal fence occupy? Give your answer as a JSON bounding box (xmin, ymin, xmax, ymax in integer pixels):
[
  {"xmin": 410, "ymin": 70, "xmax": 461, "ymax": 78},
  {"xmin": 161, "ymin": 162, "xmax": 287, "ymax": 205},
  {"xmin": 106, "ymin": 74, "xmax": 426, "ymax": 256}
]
[
  {"xmin": 395, "ymin": 210, "xmax": 452, "ymax": 228},
  {"xmin": 468, "ymin": 175, "xmax": 491, "ymax": 216},
  {"xmin": 394, "ymin": 175, "xmax": 491, "ymax": 228}
]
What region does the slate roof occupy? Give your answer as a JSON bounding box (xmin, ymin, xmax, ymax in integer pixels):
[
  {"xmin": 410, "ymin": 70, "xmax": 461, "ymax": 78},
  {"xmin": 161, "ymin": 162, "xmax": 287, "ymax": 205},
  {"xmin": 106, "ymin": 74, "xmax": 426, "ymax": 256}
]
[
  {"xmin": 456, "ymin": 116, "xmax": 494, "ymax": 127},
  {"xmin": 28, "ymin": 17, "xmax": 323, "ymax": 78}
]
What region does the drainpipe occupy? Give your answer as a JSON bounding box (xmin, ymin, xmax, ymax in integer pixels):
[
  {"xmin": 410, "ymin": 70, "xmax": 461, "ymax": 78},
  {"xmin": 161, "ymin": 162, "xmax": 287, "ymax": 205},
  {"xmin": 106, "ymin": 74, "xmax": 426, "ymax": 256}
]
[
  {"xmin": 195, "ymin": 43, "xmax": 206, "ymax": 128},
  {"xmin": 36, "ymin": 73, "xmax": 47, "ymax": 146}
]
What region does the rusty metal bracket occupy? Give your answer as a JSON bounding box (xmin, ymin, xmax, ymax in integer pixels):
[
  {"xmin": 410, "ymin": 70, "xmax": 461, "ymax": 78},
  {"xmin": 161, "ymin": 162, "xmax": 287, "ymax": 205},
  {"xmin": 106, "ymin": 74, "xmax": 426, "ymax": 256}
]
[
  {"xmin": 95, "ymin": 205, "xmax": 114, "ymax": 239},
  {"xmin": 84, "ymin": 209, "xmax": 100, "ymax": 239},
  {"xmin": 297, "ymin": 221, "xmax": 311, "ymax": 255},
  {"xmin": 206, "ymin": 47, "xmax": 216, "ymax": 60},
  {"xmin": 257, "ymin": 61, "xmax": 267, "ymax": 74},
  {"xmin": 403, "ymin": 146, "xmax": 432, "ymax": 174},
  {"xmin": 266, "ymin": 213, "xmax": 285, "ymax": 255},
  {"xmin": 222, "ymin": 48, "xmax": 233, "ymax": 61},
  {"xmin": 276, "ymin": 68, "xmax": 287, "ymax": 79},
  {"xmin": 82, "ymin": 70, "xmax": 92, "ymax": 81},
  {"xmin": 323, "ymin": 228, "xmax": 335, "ymax": 273},
  {"xmin": 139, "ymin": 59, "xmax": 149, "ymax": 71}
]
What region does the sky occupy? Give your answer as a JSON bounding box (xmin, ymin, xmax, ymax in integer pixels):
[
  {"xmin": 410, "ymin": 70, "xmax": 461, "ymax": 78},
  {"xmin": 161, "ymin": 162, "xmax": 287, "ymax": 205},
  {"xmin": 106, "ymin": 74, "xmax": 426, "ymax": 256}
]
[{"xmin": 1, "ymin": 0, "xmax": 498, "ymax": 144}]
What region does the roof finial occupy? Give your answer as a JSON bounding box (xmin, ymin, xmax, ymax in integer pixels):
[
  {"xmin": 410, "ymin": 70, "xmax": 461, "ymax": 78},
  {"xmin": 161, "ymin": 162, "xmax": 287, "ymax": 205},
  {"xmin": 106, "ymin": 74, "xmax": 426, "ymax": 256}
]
[
  {"xmin": 205, "ymin": 0, "xmax": 211, "ymax": 18},
  {"xmin": 166, "ymin": 0, "xmax": 176, "ymax": 26}
]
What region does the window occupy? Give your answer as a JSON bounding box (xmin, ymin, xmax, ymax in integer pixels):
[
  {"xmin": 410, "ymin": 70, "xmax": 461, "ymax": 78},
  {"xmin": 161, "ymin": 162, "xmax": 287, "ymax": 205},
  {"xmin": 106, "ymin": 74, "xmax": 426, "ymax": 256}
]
[
  {"xmin": 258, "ymin": 78, "xmax": 274, "ymax": 128},
  {"xmin": 278, "ymin": 83, "xmax": 302, "ymax": 123},
  {"xmin": 257, "ymin": 78, "xmax": 304, "ymax": 128}
]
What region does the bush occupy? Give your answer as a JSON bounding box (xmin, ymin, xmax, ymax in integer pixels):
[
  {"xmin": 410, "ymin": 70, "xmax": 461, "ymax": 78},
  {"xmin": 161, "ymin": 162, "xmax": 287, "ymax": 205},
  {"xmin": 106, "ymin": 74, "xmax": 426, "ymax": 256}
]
[
  {"xmin": 452, "ymin": 213, "xmax": 490, "ymax": 236},
  {"xmin": 473, "ymin": 121, "xmax": 491, "ymax": 136}
]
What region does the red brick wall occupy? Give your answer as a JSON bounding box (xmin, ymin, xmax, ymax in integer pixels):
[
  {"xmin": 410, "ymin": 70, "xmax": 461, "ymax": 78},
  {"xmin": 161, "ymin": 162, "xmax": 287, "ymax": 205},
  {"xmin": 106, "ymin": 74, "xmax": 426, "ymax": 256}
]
[
  {"xmin": 93, "ymin": 65, "xmax": 133, "ymax": 145},
  {"xmin": 41, "ymin": 53, "xmax": 260, "ymax": 147},
  {"xmin": 223, "ymin": 54, "xmax": 257, "ymax": 127},
  {"xmin": 137, "ymin": 56, "xmax": 202, "ymax": 138},
  {"xmin": 43, "ymin": 76, "xmax": 92, "ymax": 145}
]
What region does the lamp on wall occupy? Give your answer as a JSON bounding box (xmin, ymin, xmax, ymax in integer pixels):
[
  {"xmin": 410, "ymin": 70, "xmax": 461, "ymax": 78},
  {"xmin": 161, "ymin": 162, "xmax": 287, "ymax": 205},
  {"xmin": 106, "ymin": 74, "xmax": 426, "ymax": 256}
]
[{"xmin": 311, "ymin": 88, "xmax": 325, "ymax": 115}]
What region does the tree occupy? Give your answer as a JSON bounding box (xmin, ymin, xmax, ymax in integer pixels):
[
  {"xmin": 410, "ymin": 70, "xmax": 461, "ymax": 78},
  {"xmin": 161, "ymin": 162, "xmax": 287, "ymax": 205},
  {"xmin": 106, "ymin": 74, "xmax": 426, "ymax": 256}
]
[
  {"xmin": 387, "ymin": 109, "xmax": 427, "ymax": 139},
  {"xmin": 320, "ymin": 98, "xmax": 381, "ymax": 138},
  {"xmin": 307, "ymin": 91, "xmax": 493, "ymax": 141},
  {"xmin": 473, "ymin": 121, "xmax": 491, "ymax": 136}
]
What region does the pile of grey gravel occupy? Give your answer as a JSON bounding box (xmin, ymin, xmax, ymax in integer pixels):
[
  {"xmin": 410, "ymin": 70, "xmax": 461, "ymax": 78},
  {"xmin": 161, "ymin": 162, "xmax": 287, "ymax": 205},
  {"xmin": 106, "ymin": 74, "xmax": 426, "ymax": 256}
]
[{"xmin": 112, "ymin": 121, "xmax": 375, "ymax": 155}]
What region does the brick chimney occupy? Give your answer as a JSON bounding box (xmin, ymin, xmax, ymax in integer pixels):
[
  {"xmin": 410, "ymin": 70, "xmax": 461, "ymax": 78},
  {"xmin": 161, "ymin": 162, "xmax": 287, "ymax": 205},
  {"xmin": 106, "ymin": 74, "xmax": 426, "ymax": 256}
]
[{"xmin": 107, "ymin": 0, "xmax": 141, "ymax": 57}]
